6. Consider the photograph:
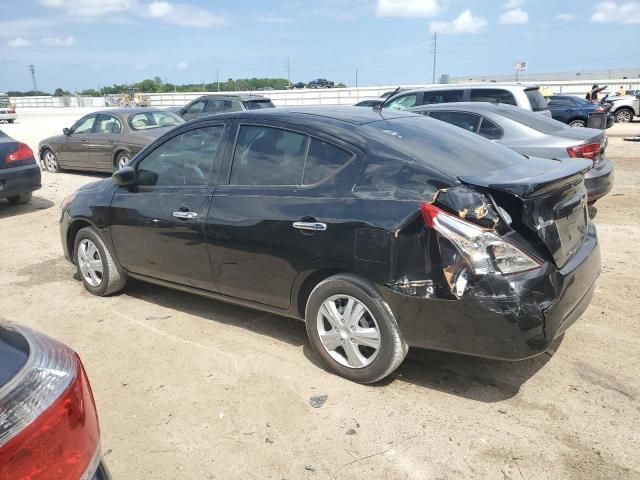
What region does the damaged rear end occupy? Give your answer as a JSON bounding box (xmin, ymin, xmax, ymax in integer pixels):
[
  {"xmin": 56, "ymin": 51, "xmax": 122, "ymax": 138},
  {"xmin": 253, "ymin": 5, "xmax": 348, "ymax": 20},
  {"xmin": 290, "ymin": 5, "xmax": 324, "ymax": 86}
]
[{"xmin": 384, "ymin": 157, "xmax": 601, "ymax": 360}]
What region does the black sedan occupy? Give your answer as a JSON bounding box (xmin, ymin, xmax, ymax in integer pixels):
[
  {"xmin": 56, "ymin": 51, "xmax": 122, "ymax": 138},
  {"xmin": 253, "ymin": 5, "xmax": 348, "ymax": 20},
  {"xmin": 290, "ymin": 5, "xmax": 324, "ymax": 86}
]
[
  {"xmin": 38, "ymin": 108, "xmax": 184, "ymax": 173},
  {"xmin": 60, "ymin": 107, "xmax": 600, "ymax": 383},
  {"xmin": 0, "ymin": 130, "xmax": 41, "ymax": 204}
]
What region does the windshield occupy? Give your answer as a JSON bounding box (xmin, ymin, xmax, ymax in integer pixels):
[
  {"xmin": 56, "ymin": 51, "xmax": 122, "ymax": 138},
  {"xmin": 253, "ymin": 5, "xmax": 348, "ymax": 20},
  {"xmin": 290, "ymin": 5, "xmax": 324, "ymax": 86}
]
[
  {"xmin": 361, "ymin": 116, "xmax": 526, "ymax": 178},
  {"xmin": 244, "ymin": 100, "xmax": 275, "ymax": 110},
  {"xmin": 128, "ymin": 111, "xmax": 184, "ymax": 130},
  {"xmin": 495, "ymin": 106, "xmax": 567, "ymax": 134},
  {"xmin": 525, "ymin": 88, "xmax": 549, "ymax": 111}
]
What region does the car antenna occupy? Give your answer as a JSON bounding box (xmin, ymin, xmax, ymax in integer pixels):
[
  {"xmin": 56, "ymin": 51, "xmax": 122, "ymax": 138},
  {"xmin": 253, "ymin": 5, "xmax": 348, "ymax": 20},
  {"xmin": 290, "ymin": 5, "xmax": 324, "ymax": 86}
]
[{"xmin": 374, "ymin": 86, "xmax": 401, "ymax": 111}]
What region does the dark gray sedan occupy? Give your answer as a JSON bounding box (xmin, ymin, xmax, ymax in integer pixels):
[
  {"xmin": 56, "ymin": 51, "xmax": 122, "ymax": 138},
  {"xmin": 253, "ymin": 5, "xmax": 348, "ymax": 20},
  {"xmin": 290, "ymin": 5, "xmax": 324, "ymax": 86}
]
[
  {"xmin": 38, "ymin": 108, "xmax": 184, "ymax": 173},
  {"xmin": 408, "ymin": 102, "xmax": 614, "ymax": 203}
]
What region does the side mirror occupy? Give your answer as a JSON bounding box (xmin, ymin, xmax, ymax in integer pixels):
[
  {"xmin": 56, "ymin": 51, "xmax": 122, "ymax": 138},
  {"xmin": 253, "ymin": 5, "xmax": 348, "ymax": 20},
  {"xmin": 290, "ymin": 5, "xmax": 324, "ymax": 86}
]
[
  {"xmin": 112, "ymin": 166, "xmax": 136, "ymax": 187},
  {"xmin": 63, "ymin": 128, "xmax": 71, "ymax": 136}
]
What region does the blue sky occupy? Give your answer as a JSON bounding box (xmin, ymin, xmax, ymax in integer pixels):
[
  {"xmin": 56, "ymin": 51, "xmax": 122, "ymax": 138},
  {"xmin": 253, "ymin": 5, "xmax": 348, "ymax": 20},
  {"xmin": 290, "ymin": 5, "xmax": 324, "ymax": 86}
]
[{"xmin": 0, "ymin": 0, "xmax": 639, "ymax": 91}]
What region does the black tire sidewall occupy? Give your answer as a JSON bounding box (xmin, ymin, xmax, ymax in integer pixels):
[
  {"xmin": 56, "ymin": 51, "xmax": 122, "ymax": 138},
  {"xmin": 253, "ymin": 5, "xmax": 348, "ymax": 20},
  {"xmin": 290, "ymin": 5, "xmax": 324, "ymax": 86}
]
[
  {"xmin": 73, "ymin": 228, "xmax": 110, "ymax": 296},
  {"xmin": 305, "ymin": 276, "xmax": 402, "ymax": 383},
  {"xmin": 115, "ymin": 151, "xmax": 130, "ymax": 170}
]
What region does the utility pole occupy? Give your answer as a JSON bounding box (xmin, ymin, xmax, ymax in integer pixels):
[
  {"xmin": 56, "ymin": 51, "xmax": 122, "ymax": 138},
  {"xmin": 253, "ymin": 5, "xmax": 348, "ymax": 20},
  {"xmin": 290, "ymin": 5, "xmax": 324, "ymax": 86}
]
[
  {"xmin": 216, "ymin": 70, "xmax": 220, "ymax": 91},
  {"xmin": 355, "ymin": 67, "xmax": 358, "ymax": 88},
  {"xmin": 286, "ymin": 57, "xmax": 291, "ymax": 89},
  {"xmin": 430, "ymin": 33, "xmax": 437, "ymax": 84},
  {"xmin": 29, "ymin": 65, "xmax": 38, "ymax": 91}
]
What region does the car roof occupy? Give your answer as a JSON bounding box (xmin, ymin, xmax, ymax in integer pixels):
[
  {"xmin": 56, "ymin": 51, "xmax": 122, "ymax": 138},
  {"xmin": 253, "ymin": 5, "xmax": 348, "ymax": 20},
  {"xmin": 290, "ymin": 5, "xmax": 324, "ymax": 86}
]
[
  {"xmin": 94, "ymin": 107, "xmax": 171, "ymax": 116},
  {"xmin": 190, "ymin": 106, "xmax": 418, "ymax": 126},
  {"xmin": 392, "ymin": 83, "xmax": 540, "ymax": 95},
  {"xmin": 197, "ymin": 94, "xmax": 270, "ymax": 102},
  {"xmin": 409, "ymin": 102, "xmax": 518, "ymax": 113}
]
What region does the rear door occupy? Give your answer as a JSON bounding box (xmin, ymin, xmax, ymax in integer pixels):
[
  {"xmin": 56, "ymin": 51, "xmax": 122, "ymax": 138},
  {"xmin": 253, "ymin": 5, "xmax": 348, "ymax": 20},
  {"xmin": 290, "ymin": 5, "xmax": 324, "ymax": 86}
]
[
  {"xmin": 87, "ymin": 114, "xmax": 123, "ymax": 171},
  {"xmin": 207, "ymin": 122, "xmax": 360, "ymax": 309},
  {"xmin": 547, "ymin": 97, "xmax": 576, "ymax": 123},
  {"xmin": 109, "ymin": 123, "xmax": 227, "ymax": 290}
]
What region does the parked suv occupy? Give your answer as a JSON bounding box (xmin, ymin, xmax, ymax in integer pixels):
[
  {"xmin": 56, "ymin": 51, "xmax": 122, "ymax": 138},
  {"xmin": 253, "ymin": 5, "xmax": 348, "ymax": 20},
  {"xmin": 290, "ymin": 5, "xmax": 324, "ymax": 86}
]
[
  {"xmin": 547, "ymin": 95, "xmax": 613, "ymax": 128},
  {"xmin": 60, "ymin": 107, "xmax": 600, "ymax": 383},
  {"xmin": 602, "ymin": 94, "xmax": 640, "ymax": 123},
  {"xmin": 0, "ymin": 93, "xmax": 17, "ymax": 124},
  {"xmin": 176, "ymin": 94, "xmax": 275, "ymax": 121},
  {"xmin": 383, "ymin": 83, "xmax": 551, "ymax": 116}
]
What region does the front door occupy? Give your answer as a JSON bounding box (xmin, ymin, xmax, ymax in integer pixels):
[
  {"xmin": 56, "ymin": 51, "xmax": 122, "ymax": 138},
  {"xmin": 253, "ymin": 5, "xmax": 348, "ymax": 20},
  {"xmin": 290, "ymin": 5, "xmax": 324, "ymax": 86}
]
[
  {"xmin": 109, "ymin": 124, "xmax": 227, "ymax": 290},
  {"xmin": 58, "ymin": 114, "xmax": 96, "ymax": 168}
]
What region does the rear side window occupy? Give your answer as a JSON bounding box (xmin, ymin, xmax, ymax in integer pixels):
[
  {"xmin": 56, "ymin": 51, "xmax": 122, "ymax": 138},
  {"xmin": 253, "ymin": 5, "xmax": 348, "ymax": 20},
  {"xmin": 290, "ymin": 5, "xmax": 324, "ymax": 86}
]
[
  {"xmin": 244, "ymin": 100, "xmax": 275, "ymax": 110},
  {"xmin": 230, "ymin": 126, "xmax": 308, "ymax": 185},
  {"xmin": 525, "ymin": 89, "xmax": 549, "ymax": 111},
  {"xmin": 478, "ymin": 117, "xmax": 504, "ymax": 140},
  {"xmin": 470, "ymin": 89, "xmax": 517, "ymax": 106},
  {"xmin": 303, "ymin": 139, "xmax": 353, "ymax": 185},
  {"xmin": 421, "ymin": 90, "xmax": 464, "ymax": 105},
  {"xmin": 428, "ymin": 111, "xmax": 481, "ymax": 133},
  {"xmin": 548, "ymin": 97, "xmax": 575, "ymax": 108}
]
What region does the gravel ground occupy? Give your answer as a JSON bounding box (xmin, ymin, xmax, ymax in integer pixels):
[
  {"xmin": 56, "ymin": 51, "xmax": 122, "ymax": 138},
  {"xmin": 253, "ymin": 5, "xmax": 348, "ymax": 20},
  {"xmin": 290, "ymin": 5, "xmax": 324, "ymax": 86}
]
[{"xmin": 1, "ymin": 111, "xmax": 639, "ymax": 480}]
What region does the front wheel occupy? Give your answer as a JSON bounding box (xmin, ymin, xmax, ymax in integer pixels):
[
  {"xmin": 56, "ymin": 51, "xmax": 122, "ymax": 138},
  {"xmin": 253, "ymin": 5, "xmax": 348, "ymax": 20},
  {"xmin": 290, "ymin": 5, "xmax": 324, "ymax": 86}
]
[
  {"xmin": 42, "ymin": 149, "xmax": 60, "ymax": 173},
  {"xmin": 615, "ymin": 108, "xmax": 634, "ymax": 123},
  {"xmin": 569, "ymin": 119, "xmax": 586, "ymax": 127},
  {"xmin": 305, "ymin": 274, "xmax": 408, "ymax": 383},
  {"xmin": 73, "ymin": 227, "xmax": 127, "ymax": 296}
]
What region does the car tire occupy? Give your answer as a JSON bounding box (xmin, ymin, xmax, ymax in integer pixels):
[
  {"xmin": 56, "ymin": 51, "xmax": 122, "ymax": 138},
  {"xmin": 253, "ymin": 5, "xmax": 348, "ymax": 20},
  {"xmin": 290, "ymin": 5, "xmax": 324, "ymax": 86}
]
[
  {"xmin": 568, "ymin": 119, "xmax": 586, "ymax": 127},
  {"xmin": 7, "ymin": 120, "xmax": 14, "ymax": 124},
  {"xmin": 73, "ymin": 226, "xmax": 127, "ymax": 296},
  {"xmin": 114, "ymin": 151, "xmax": 130, "ymax": 170},
  {"xmin": 6, "ymin": 192, "xmax": 32, "ymax": 205},
  {"xmin": 42, "ymin": 149, "xmax": 61, "ymax": 173},
  {"xmin": 614, "ymin": 108, "xmax": 634, "ymax": 123},
  {"xmin": 305, "ymin": 273, "xmax": 408, "ymax": 384}
]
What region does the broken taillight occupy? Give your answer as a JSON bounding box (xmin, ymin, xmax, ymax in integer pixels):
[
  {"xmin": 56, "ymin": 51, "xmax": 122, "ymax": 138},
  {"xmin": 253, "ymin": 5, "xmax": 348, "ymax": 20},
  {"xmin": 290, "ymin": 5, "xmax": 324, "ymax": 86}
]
[
  {"xmin": 566, "ymin": 143, "xmax": 600, "ymax": 160},
  {"xmin": 420, "ymin": 202, "xmax": 541, "ymax": 275},
  {"xmin": 0, "ymin": 325, "xmax": 102, "ymax": 480}
]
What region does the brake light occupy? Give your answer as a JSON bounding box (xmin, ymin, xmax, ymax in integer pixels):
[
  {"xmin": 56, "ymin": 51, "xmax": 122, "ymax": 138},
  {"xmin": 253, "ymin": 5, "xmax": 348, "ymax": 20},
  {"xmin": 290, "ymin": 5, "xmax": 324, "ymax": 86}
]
[
  {"xmin": 420, "ymin": 202, "xmax": 541, "ymax": 275},
  {"xmin": 0, "ymin": 325, "xmax": 101, "ymax": 480},
  {"xmin": 5, "ymin": 142, "xmax": 34, "ymax": 163},
  {"xmin": 567, "ymin": 143, "xmax": 600, "ymax": 160}
]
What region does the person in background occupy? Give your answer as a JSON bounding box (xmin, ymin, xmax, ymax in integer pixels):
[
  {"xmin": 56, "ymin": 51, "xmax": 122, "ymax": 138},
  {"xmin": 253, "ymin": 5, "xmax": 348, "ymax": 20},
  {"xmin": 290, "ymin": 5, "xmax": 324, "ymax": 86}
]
[
  {"xmin": 586, "ymin": 84, "xmax": 607, "ymax": 102},
  {"xmin": 617, "ymin": 85, "xmax": 627, "ymax": 96}
]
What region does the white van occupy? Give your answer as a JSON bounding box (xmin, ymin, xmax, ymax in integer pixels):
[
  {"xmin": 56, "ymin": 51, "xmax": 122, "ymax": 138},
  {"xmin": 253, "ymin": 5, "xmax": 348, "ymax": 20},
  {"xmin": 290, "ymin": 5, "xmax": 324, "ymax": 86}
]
[{"xmin": 0, "ymin": 93, "xmax": 17, "ymax": 123}]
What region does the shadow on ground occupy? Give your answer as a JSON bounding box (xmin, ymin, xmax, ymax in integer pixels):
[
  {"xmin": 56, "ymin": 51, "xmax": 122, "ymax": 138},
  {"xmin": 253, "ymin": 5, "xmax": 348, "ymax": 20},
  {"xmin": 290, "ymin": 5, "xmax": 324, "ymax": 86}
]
[
  {"xmin": 124, "ymin": 278, "xmax": 554, "ymax": 402},
  {"xmin": 0, "ymin": 196, "xmax": 55, "ymax": 220}
]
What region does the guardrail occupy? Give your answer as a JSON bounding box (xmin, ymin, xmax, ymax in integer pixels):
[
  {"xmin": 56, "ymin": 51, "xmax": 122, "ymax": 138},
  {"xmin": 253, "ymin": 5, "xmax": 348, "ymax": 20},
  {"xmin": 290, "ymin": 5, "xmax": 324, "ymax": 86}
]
[{"xmin": 9, "ymin": 79, "xmax": 640, "ymax": 108}]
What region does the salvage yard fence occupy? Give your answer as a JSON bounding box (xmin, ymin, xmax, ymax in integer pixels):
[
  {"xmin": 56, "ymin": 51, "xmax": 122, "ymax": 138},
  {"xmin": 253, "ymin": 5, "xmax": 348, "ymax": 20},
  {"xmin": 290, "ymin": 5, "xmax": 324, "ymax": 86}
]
[{"xmin": 9, "ymin": 79, "xmax": 640, "ymax": 109}]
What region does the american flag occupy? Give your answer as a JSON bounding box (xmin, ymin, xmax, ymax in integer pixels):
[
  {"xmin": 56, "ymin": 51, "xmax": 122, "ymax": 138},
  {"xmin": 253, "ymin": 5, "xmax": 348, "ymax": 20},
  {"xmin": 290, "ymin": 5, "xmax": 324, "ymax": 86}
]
[{"xmin": 513, "ymin": 61, "xmax": 527, "ymax": 71}]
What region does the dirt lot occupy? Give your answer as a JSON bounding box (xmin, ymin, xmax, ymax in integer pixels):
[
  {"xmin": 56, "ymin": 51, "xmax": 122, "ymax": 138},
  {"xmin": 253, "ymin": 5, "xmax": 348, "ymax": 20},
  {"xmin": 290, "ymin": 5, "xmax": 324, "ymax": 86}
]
[{"xmin": 1, "ymin": 111, "xmax": 639, "ymax": 480}]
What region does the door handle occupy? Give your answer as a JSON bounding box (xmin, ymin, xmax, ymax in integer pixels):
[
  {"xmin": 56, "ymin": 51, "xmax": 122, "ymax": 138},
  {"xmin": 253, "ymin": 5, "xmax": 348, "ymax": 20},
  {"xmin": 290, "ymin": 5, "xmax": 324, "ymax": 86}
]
[
  {"xmin": 173, "ymin": 211, "xmax": 198, "ymax": 220},
  {"xmin": 293, "ymin": 221, "xmax": 327, "ymax": 232}
]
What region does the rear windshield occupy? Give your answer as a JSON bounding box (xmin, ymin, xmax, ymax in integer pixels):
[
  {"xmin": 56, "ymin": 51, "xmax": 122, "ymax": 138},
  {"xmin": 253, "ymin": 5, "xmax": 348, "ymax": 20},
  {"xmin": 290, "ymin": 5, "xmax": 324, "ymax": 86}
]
[
  {"xmin": 361, "ymin": 116, "xmax": 526, "ymax": 178},
  {"xmin": 525, "ymin": 88, "xmax": 549, "ymax": 111},
  {"xmin": 244, "ymin": 100, "xmax": 275, "ymax": 110},
  {"xmin": 495, "ymin": 106, "xmax": 567, "ymax": 134}
]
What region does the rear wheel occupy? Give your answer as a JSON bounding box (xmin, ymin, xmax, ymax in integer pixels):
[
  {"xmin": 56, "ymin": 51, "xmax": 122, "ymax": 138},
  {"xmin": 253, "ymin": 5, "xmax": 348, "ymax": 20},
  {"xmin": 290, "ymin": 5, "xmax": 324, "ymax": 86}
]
[
  {"xmin": 6, "ymin": 192, "xmax": 32, "ymax": 205},
  {"xmin": 42, "ymin": 149, "xmax": 60, "ymax": 173},
  {"xmin": 73, "ymin": 227, "xmax": 126, "ymax": 296},
  {"xmin": 305, "ymin": 274, "xmax": 408, "ymax": 383},
  {"xmin": 568, "ymin": 119, "xmax": 586, "ymax": 127},
  {"xmin": 615, "ymin": 108, "xmax": 634, "ymax": 123},
  {"xmin": 114, "ymin": 151, "xmax": 130, "ymax": 170}
]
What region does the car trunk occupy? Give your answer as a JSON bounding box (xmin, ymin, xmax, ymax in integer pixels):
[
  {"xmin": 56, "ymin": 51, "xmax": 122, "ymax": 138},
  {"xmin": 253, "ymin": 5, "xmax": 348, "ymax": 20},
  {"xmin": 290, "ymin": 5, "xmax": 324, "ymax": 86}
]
[{"xmin": 460, "ymin": 157, "xmax": 592, "ymax": 268}]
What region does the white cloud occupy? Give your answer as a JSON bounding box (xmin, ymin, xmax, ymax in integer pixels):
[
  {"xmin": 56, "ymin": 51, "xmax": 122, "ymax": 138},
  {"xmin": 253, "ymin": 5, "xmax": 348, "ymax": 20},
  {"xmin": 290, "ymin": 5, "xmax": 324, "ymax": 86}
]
[
  {"xmin": 591, "ymin": 1, "xmax": 640, "ymax": 23},
  {"xmin": 499, "ymin": 7, "xmax": 529, "ymax": 24},
  {"xmin": 7, "ymin": 37, "xmax": 31, "ymax": 48},
  {"xmin": 555, "ymin": 13, "xmax": 576, "ymax": 22},
  {"xmin": 253, "ymin": 14, "xmax": 295, "ymax": 23},
  {"xmin": 39, "ymin": 0, "xmax": 228, "ymax": 27},
  {"xmin": 41, "ymin": 35, "xmax": 75, "ymax": 47},
  {"xmin": 0, "ymin": 19, "xmax": 54, "ymax": 38},
  {"xmin": 505, "ymin": 0, "xmax": 525, "ymax": 9},
  {"xmin": 430, "ymin": 9, "xmax": 487, "ymax": 34},
  {"xmin": 376, "ymin": 0, "xmax": 442, "ymax": 17},
  {"xmin": 176, "ymin": 61, "xmax": 188, "ymax": 69}
]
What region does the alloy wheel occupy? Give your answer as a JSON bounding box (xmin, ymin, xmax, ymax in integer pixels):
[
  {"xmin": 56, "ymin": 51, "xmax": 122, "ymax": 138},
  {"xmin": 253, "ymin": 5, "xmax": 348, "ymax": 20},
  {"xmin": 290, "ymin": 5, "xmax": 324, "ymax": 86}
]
[
  {"xmin": 44, "ymin": 151, "xmax": 58, "ymax": 172},
  {"xmin": 616, "ymin": 110, "xmax": 632, "ymax": 123},
  {"xmin": 118, "ymin": 155, "xmax": 130, "ymax": 169},
  {"xmin": 77, "ymin": 239, "xmax": 104, "ymax": 287},
  {"xmin": 569, "ymin": 121, "xmax": 585, "ymax": 127},
  {"xmin": 316, "ymin": 295, "xmax": 381, "ymax": 368}
]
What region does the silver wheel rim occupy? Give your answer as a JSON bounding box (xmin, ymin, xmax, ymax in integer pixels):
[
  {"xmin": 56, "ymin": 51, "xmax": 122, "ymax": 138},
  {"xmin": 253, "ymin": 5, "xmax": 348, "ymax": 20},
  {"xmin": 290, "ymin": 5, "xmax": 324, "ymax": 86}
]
[
  {"xmin": 118, "ymin": 155, "xmax": 130, "ymax": 169},
  {"xmin": 316, "ymin": 295, "xmax": 381, "ymax": 369},
  {"xmin": 570, "ymin": 121, "xmax": 585, "ymax": 127},
  {"xmin": 45, "ymin": 151, "xmax": 57, "ymax": 171},
  {"xmin": 617, "ymin": 110, "xmax": 632, "ymax": 122},
  {"xmin": 78, "ymin": 239, "xmax": 104, "ymax": 287}
]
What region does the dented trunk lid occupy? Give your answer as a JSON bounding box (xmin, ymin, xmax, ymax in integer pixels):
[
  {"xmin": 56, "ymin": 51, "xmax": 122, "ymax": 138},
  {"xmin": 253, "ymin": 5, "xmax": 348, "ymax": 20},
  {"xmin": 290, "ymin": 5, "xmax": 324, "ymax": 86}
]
[{"xmin": 460, "ymin": 157, "xmax": 592, "ymax": 268}]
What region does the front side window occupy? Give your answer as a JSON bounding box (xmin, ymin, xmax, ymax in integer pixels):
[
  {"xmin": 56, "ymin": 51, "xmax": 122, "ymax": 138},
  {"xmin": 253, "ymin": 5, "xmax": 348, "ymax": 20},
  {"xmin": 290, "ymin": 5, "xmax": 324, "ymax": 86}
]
[
  {"xmin": 186, "ymin": 100, "xmax": 206, "ymax": 114},
  {"xmin": 303, "ymin": 139, "xmax": 353, "ymax": 185},
  {"xmin": 428, "ymin": 111, "xmax": 481, "ymax": 133},
  {"xmin": 385, "ymin": 93, "xmax": 418, "ymax": 110},
  {"xmin": 470, "ymin": 89, "xmax": 517, "ymax": 106},
  {"xmin": 421, "ymin": 90, "xmax": 464, "ymax": 105},
  {"xmin": 94, "ymin": 114, "xmax": 122, "ymax": 134},
  {"xmin": 136, "ymin": 126, "xmax": 224, "ymax": 187},
  {"xmin": 72, "ymin": 115, "xmax": 96, "ymax": 134},
  {"xmin": 128, "ymin": 111, "xmax": 183, "ymax": 130},
  {"xmin": 230, "ymin": 126, "xmax": 307, "ymax": 186}
]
